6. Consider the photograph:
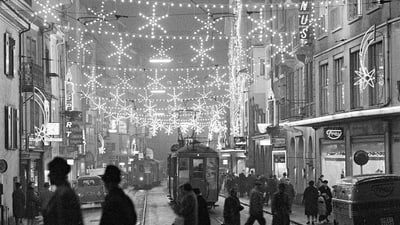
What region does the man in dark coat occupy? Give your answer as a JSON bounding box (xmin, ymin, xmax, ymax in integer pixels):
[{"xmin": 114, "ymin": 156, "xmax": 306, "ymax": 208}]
[
  {"xmin": 100, "ymin": 165, "xmax": 137, "ymax": 225},
  {"xmin": 43, "ymin": 157, "xmax": 84, "ymax": 225},
  {"xmin": 244, "ymin": 180, "xmax": 266, "ymax": 225},
  {"xmin": 26, "ymin": 182, "xmax": 40, "ymax": 225},
  {"xmin": 223, "ymin": 187, "xmax": 244, "ymax": 225},
  {"xmin": 271, "ymin": 183, "xmax": 290, "ymax": 225},
  {"xmin": 318, "ymin": 180, "xmax": 333, "ymax": 222},
  {"xmin": 12, "ymin": 182, "xmax": 25, "ymax": 225},
  {"xmin": 303, "ymin": 180, "xmax": 318, "ymax": 225},
  {"xmin": 177, "ymin": 183, "xmax": 198, "ymax": 225},
  {"xmin": 193, "ymin": 188, "xmax": 210, "ymax": 225}
]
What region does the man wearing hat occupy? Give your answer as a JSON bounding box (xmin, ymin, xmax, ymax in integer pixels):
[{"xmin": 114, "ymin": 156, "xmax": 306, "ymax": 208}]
[
  {"xmin": 43, "ymin": 157, "xmax": 83, "ymax": 225},
  {"xmin": 100, "ymin": 165, "xmax": 137, "ymax": 225},
  {"xmin": 244, "ymin": 179, "xmax": 266, "ymax": 225}
]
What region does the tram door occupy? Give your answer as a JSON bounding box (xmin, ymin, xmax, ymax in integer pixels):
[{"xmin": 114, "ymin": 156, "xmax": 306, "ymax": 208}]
[{"xmin": 191, "ymin": 158, "xmax": 206, "ymax": 196}]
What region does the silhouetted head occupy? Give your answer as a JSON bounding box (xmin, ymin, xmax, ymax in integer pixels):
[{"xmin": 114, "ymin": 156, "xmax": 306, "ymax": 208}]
[
  {"xmin": 102, "ymin": 165, "xmax": 121, "ymax": 184},
  {"xmin": 48, "ymin": 157, "xmax": 71, "ymax": 185}
]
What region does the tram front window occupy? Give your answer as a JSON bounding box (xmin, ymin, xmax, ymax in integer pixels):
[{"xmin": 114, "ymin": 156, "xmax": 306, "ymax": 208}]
[
  {"xmin": 179, "ymin": 158, "xmax": 190, "ymax": 184},
  {"xmin": 193, "ymin": 159, "xmax": 204, "ymax": 178}
]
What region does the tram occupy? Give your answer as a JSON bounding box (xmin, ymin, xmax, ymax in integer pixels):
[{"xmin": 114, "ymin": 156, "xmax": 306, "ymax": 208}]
[
  {"xmin": 168, "ymin": 141, "xmax": 219, "ymax": 208},
  {"xmin": 130, "ymin": 158, "xmax": 161, "ymax": 189}
]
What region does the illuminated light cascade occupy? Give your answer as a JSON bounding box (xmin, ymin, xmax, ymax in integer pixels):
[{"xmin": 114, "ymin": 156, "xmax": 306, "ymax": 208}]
[
  {"xmin": 138, "ymin": 3, "xmax": 169, "ymax": 38},
  {"xmin": 87, "ymin": 1, "xmax": 116, "ymax": 32},
  {"xmin": 32, "ymin": 0, "xmax": 63, "ymax": 25},
  {"xmin": 108, "ymin": 36, "xmax": 133, "ymax": 65},
  {"xmin": 190, "ymin": 38, "xmax": 215, "ymax": 67},
  {"xmin": 354, "ymin": 26, "xmax": 376, "ymax": 89},
  {"xmin": 68, "ymin": 33, "xmax": 93, "ymax": 61}
]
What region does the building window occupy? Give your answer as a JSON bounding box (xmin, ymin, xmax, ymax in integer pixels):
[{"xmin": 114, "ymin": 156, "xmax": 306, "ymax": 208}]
[
  {"xmin": 366, "ymin": 0, "xmax": 380, "ymax": 11},
  {"xmin": 317, "ymin": 1, "xmax": 328, "ymax": 37},
  {"xmin": 350, "ymin": 51, "xmax": 361, "ymax": 109},
  {"xmin": 348, "ymin": 0, "xmax": 362, "ymax": 20},
  {"xmin": 368, "ymin": 41, "xmax": 385, "ymax": 106},
  {"xmin": 334, "ymin": 57, "xmax": 344, "ymax": 111},
  {"xmin": 5, "ymin": 106, "xmax": 19, "ymax": 150},
  {"xmin": 320, "ymin": 63, "xmax": 329, "ymax": 115},
  {"xmin": 304, "ymin": 61, "xmax": 314, "ymax": 116},
  {"xmin": 260, "ymin": 58, "xmax": 265, "ymax": 76},
  {"xmin": 26, "ymin": 36, "xmax": 37, "ymax": 64},
  {"xmin": 330, "ymin": 7, "xmax": 342, "ymax": 30},
  {"xmin": 4, "ymin": 33, "xmax": 15, "ymax": 77}
]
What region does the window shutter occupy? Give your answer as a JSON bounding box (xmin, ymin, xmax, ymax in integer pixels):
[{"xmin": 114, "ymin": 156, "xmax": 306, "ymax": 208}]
[
  {"xmin": 4, "ymin": 33, "xmax": 9, "ymax": 76},
  {"xmin": 9, "ymin": 36, "xmax": 15, "ymax": 77},
  {"xmin": 5, "ymin": 106, "xmax": 11, "ymax": 149}
]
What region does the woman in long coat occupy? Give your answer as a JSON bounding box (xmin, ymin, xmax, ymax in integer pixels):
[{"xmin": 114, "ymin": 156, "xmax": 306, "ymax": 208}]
[
  {"xmin": 223, "ymin": 188, "xmax": 244, "ymax": 225},
  {"xmin": 26, "ymin": 182, "xmax": 40, "ymax": 225},
  {"xmin": 303, "ymin": 181, "xmax": 318, "ymax": 225},
  {"xmin": 12, "ymin": 182, "xmax": 25, "ymax": 225},
  {"xmin": 271, "ymin": 183, "xmax": 290, "ymax": 225}
]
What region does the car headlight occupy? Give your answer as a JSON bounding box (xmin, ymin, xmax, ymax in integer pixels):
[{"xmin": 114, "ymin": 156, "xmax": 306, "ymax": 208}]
[{"xmin": 139, "ymin": 177, "xmax": 143, "ymax": 181}]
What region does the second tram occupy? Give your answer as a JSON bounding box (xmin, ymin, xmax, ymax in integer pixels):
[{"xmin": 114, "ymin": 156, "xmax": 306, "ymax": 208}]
[
  {"xmin": 168, "ymin": 142, "xmax": 219, "ymax": 207},
  {"xmin": 130, "ymin": 158, "xmax": 161, "ymax": 189}
]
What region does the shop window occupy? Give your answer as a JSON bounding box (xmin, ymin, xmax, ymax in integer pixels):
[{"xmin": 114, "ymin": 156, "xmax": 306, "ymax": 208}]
[
  {"xmin": 5, "ymin": 106, "xmax": 18, "ymax": 150},
  {"xmin": 334, "ymin": 57, "xmax": 344, "ymax": 111},
  {"xmin": 352, "ymin": 139, "xmax": 385, "ymax": 175},
  {"xmin": 321, "ymin": 140, "xmax": 345, "ymax": 186},
  {"xmin": 350, "ymin": 50, "xmax": 362, "ymax": 109},
  {"xmin": 319, "ymin": 63, "xmax": 329, "ymax": 115},
  {"xmin": 368, "ymin": 41, "xmax": 385, "ymax": 106},
  {"xmin": 4, "ymin": 33, "xmax": 15, "ymax": 77}
]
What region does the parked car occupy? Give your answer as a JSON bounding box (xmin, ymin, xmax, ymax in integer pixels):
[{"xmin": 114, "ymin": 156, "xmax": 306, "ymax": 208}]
[{"xmin": 75, "ymin": 175, "xmax": 105, "ymax": 206}]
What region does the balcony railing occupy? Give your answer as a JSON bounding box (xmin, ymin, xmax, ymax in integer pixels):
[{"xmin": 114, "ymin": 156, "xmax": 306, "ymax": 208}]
[{"xmin": 21, "ymin": 61, "xmax": 45, "ymax": 92}]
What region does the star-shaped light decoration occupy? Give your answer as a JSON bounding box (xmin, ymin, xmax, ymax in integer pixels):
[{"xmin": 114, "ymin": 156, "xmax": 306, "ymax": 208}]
[
  {"xmin": 164, "ymin": 124, "xmax": 174, "ymax": 135},
  {"xmin": 208, "ymin": 67, "xmax": 227, "ymax": 89},
  {"xmin": 32, "ymin": 0, "xmax": 63, "ymax": 25},
  {"xmin": 193, "ymin": 14, "xmax": 223, "ymax": 40},
  {"xmin": 168, "ymin": 88, "xmax": 183, "ymax": 111},
  {"xmin": 270, "ymin": 34, "xmax": 294, "ymax": 63},
  {"xmin": 150, "ymin": 39, "xmax": 173, "ymax": 63},
  {"xmin": 190, "ymin": 38, "xmax": 214, "ymax": 67},
  {"xmin": 92, "ymin": 98, "xmax": 106, "ymax": 114},
  {"xmin": 110, "ymin": 88, "xmax": 125, "ymax": 107},
  {"xmin": 138, "ymin": 3, "xmax": 169, "ymax": 38},
  {"xmin": 116, "ymin": 69, "xmax": 135, "ymax": 90},
  {"xmin": 138, "ymin": 89, "xmax": 153, "ymax": 103},
  {"xmin": 192, "ymin": 99, "xmax": 206, "ymax": 116},
  {"xmin": 86, "ymin": 1, "xmax": 116, "ymax": 32},
  {"xmin": 198, "ymin": 87, "xmax": 212, "ymax": 100},
  {"xmin": 147, "ymin": 69, "xmax": 166, "ymax": 92},
  {"xmin": 247, "ymin": 10, "xmax": 275, "ymax": 41},
  {"xmin": 108, "ymin": 36, "xmax": 133, "ymax": 65},
  {"xmin": 179, "ymin": 69, "xmax": 198, "ymax": 87},
  {"xmin": 68, "ymin": 33, "xmax": 93, "ymax": 61},
  {"xmin": 83, "ymin": 67, "xmax": 103, "ymax": 93},
  {"xmin": 355, "ymin": 68, "xmax": 375, "ymax": 89},
  {"xmin": 34, "ymin": 124, "xmax": 49, "ymax": 142}
]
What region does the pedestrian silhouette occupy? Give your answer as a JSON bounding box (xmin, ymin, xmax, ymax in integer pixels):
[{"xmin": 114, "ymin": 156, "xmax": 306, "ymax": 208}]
[
  {"xmin": 39, "ymin": 182, "xmax": 53, "ymax": 215},
  {"xmin": 193, "ymin": 188, "xmax": 210, "ymax": 225},
  {"xmin": 303, "ymin": 181, "xmax": 318, "ymax": 225},
  {"xmin": 223, "ymin": 187, "xmax": 244, "ymax": 225},
  {"xmin": 271, "ymin": 183, "xmax": 290, "ymax": 225},
  {"xmin": 12, "ymin": 182, "xmax": 25, "ymax": 225},
  {"xmin": 26, "ymin": 181, "xmax": 39, "ymax": 225},
  {"xmin": 100, "ymin": 165, "xmax": 137, "ymax": 225},
  {"xmin": 244, "ymin": 180, "xmax": 266, "ymax": 225},
  {"xmin": 43, "ymin": 157, "xmax": 83, "ymax": 225}
]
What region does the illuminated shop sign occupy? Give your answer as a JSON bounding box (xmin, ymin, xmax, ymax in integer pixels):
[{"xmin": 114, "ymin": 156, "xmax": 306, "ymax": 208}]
[
  {"xmin": 65, "ymin": 80, "xmax": 74, "ymax": 111},
  {"xmin": 299, "ymin": 0, "xmax": 310, "ymax": 40},
  {"xmin": 324, "ymin": 127, "xmax": 344, "ymax": 140}
]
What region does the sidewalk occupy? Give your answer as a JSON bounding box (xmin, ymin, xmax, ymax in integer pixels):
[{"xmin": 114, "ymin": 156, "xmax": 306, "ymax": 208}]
[{"xmin": 220, "ymin": 190, "xmax": 333, "ymax": 225}]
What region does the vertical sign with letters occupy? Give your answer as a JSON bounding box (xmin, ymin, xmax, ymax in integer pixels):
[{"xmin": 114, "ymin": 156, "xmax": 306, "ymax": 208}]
[
  {"xmin": 299, "ymin": 0, "xmax": 310, "ymax": 41},
  {"xmin": 65, "ymin": 79, "xmax": 74, "ymax": 111}
]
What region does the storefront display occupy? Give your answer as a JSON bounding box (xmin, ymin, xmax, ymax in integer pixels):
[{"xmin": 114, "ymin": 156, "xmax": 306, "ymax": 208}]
[{"xmin": 321, "ymin": 139, "xmax": 345, "ymax": 186}]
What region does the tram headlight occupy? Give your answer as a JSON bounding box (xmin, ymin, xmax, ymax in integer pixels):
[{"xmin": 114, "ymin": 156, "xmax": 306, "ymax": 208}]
[{"xmin": 139, "ymin": 177, "xmax": 144, "ymax": 181}]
